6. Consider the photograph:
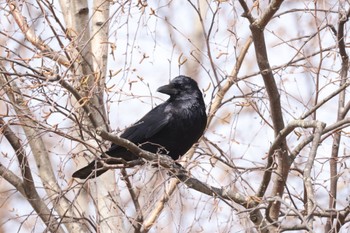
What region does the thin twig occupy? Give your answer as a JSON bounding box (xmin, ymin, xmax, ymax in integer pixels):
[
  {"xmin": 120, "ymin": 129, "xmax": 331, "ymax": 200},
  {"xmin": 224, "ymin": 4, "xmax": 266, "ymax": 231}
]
[
  {"xmin": 6, "ymin": 1, "xmax": 70, "ymax": 66},
  {"xmin": 303, "ymin": 121, "xmax": 326, "ymax": 228}
]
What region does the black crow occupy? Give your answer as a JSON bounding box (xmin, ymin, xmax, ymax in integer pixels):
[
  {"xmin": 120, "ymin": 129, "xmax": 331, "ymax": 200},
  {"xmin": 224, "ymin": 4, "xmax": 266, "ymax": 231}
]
[{"xmin": 72, "ymin": 75, "xmax": 207, "ymax": 179}]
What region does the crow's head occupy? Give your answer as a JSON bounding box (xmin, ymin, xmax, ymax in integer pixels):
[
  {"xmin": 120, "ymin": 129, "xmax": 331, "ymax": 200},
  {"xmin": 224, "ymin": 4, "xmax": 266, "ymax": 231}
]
[{"xmin": 157, "ymin": 76, "xmax": 201, "ymax": 99}]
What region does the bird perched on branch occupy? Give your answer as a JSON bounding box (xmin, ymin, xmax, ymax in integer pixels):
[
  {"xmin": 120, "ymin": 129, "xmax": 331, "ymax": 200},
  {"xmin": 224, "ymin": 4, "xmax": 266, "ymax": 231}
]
[{"xmin": 72, "ymin": 75, "xmax": 207, "ymax": 179}]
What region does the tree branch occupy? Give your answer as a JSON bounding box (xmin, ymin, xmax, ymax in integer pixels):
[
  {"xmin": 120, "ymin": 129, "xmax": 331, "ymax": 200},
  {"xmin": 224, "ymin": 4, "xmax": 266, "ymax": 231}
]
[
  {"xmin": 207, "ymin": 37, "xmax": 253, "ymax": 125},
  {"xmin": 0, "ymin": 71, "xmax": 87, "ymax": 233},
  {"xmin": 6, "ymin": 0, "xmax": 70, "ymax": 67},
  {"xmin": 97, "ymin": 129, "xmax": 267, "ymax": 230},
  {"xmin": 0, "ymin": 119, "xmax": 66, "ymax": 233},
  {"xmin": 326, "ymin": 6, "xmax": 350, "ymax": 232},
  {"xmin": 142, "ymin": 178, "xmax": 180, "ymax": 233},
  {"xmin": 303, "ymin": 121, "xmax": 326, "ymax": 229},
  {"xmin": 121, "ymin": 168, "xmax": 143, "ymax": 232},
  {"xmin": 238, "ymin": 0, "xmax": 288, "ymax": 222}
]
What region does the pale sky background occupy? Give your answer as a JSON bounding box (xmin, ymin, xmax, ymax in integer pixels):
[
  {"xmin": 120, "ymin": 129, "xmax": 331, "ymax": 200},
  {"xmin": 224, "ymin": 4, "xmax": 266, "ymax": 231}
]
[{"xmin": 1, "ymin": 0, "xmax": 350, "ymax": 232}]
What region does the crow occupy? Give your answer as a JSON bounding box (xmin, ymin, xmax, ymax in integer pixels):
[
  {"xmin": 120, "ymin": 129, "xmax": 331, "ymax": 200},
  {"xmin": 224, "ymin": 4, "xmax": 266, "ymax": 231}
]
[{"xmin": 72, "ymin": 75, "xmax": 207, "ymax": 179}]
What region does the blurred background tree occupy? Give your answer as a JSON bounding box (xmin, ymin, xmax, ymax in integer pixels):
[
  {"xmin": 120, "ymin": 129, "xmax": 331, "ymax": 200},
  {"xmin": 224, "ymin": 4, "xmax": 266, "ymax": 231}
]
[{"xmin": 1, "ymin": 0, "xmax": 350, "ymax": 232}]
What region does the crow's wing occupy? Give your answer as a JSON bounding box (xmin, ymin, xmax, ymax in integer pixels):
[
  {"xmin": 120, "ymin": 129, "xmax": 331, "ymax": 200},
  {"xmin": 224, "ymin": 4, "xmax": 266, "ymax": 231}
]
[
  {"xmin": 108, "ymin": 104, "xmax": 171, "ymax": 152},
  {"xmin": 73, "ymin": 106, "xmax": 171, "ymax": 179},
  {"xmin": 122, "ymin": 108, "xmax": 170, "ymax": 141}
]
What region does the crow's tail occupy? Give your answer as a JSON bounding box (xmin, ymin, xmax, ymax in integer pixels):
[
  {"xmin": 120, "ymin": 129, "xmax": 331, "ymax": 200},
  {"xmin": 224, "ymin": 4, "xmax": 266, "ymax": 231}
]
[{"xmin": 72, "ymin": 160, "xmax": 108, "ymax": 179}]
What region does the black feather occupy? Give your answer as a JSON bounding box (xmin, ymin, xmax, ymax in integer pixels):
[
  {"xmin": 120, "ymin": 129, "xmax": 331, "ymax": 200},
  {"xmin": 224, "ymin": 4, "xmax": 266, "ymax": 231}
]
[{"xmin": 72, "ymin": 76, "xmax": 207, "ymax": 179}]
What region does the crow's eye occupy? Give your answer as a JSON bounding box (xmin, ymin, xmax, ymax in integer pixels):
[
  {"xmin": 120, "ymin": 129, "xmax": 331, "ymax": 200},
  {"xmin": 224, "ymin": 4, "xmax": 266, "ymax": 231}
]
[{"xmin": 173, "ymin": 84, "xmax": 183, "ymax": 89}]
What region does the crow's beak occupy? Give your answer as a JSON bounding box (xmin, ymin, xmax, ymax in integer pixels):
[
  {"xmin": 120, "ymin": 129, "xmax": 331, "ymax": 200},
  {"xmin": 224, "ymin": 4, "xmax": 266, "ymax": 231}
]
[{"xmin": 157, "ymin": 83, "xmax": 178, "ymax": 95}]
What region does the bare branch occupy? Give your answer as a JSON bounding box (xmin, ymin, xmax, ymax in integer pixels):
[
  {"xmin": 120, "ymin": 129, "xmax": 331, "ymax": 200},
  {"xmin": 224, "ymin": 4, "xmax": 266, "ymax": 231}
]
[
  {"xmin": 238, "ymin": 0, "xmax": 288, "ymax": 221},
  {"xmin": 0, "ymin": 119, "xmax": 66, "ymax": 233},
  {"xmin": 0, "ymin": 71, "xmax": 87, "ymax": 233},
  {"xmin": 208, "ymin": 37, "xmax": 253, "ymax": 124},
  {"xmin": 326, "ymin": 6, "xmax": 350, "ymax": 232},
  {"xmin": 121, "ymin": 169, "xmax": 143, "ymax": 232},
  {"xmin": 142, "ymin": 178, "xmax": 180, "ymax": 233},
  {"xmin": 97, "ymin": 129, "xmax": 267, "ymax": 229},
  {"xmin": 303, "ymin": 121, "xmax": 326, "ymax": 229},
  {"xmin": 6, "ymin": 0, "xmax": 70, "ymax": 66},
  {"xmin": 258, "ymin": 120, "xmax": 327, "ymax": 197}
]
